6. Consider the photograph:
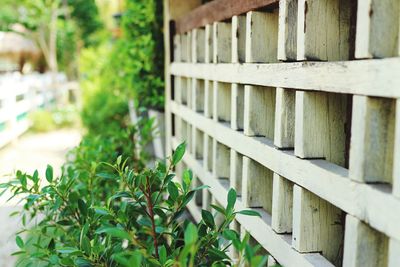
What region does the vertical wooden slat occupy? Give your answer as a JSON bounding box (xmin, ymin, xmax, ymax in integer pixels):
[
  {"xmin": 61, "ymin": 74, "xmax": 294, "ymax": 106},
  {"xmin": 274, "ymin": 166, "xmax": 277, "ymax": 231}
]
[
  {"xmin": 245, "ymin": 10, "xmax": 279, "ymax": 63},
  {"xmin": 294, "ymin": 91, "xmax": 348, "ymax": 167},
  {"xmin": 231, "ymin": 83, "xmax": 244, "ymax": 130},
  {"xmin": 213, "ymin": 22, "xmax": 232, "ymax": 63},
  {"xmin": 349, "ymin": 96, "xmax": 395, "ymax": 183},
  {"xmin": 343, "ymin": 214, "xmax": 389, "ymax": 267},
  {"xmin": 232, "ymin": 15, "xmax": 246, "ymax": 63},
  {"xmin": 388, "ymin": 238, "xmax": 400, "ymax": 267},
  {"xmin": 292, "ymin": 185, "xmax": 344, "ymax": 266},
  {"xmin": 244, "ymin": 85, "xmax": 276, "ymax": 139},
  {"xmin": 356, "ymin": 0, "xmax": 400, "ymax": 58},
  {"xmin": 274, "ymin": 87, "xmax": 295, "ymax": 149},
  {"xmin": 271, "ymin": 173, "xmax": 293, "ymax": 234},
  {"xmin": 393, "ymin": 99, "xmax": 400, "ymax": 198},
  {"xmin": 214, "ymin": 82, "xmax": 231, "ymax": 123},
  {"xmin": 297, "ymin": 0, "xmax": 352, "ymax": 61},
  {"xmin": 203, "ymin": 134, "xmax": 213, "ymax": 173},
  {"xmin": 230, "ymin": 149, "xmax": 243, "ymax": 195},
  {"xmin": 277, "ymin": 0, "xmax": 298, "ymax": 61},
  {"xmin": 242, "ymin": 157, "xmax": 273, "ymax": 213}
]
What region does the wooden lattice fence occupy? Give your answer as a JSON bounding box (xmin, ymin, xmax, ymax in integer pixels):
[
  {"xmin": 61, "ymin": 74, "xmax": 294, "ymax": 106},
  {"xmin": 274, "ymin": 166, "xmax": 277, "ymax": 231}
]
[{"xmin": 163, "ymin": 0, "xmax": 400, "ymax": 266}]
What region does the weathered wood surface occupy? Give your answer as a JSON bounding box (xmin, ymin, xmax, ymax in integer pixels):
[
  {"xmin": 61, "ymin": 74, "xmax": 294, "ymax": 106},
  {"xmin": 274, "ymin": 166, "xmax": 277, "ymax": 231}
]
[
  {"xmin": 170, "ymin": 58, "xmax": 400, "ymax": 98},
  {"xmin": 175, "ymin": 0, "xmax": 279, "ymax": 34}
]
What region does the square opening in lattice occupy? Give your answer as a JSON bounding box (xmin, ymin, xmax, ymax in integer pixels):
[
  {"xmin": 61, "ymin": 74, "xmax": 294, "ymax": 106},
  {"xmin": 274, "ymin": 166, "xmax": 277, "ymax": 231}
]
[
  {"xmin": 193, "ymin": 128, "xmax": 204, "ymax": 160},
  {"xmin": 298, "ymin": 0, "xmax": 355, "ymax": 61},
  {"xmin": 214, "ymin": 141, "xmax": 230, "ymax": 180},
  {"xmin": 242, "ymin": 157, "xmax": 273, "ymax": 214},
  {"xmin": 194, "ymin": 79, "xmax": 205, "ymax": 113},
  {"xmin": 171, "ymin": 113, "xmax": 176, "ymax": 137},
  {"xmin": 231, "ymin": 84, "xmax": 244, "ymax": 130},
  {"xmin": 193, "ymin": 177, "xmax": 203, "ymax": 207},
  {"xmin": 181, "ymin": 77, "xmax": 188, "ymax": 105},
  {"xmin": 295, "ymin": 91, "xmax": 351, "ymax": 168},
  {"xmin": 246, "ymin": 9, "xmax": 279, "ymax": 63},
  {"xmin": 349, "ymin": 96, "xmax": 395, "ymax": 184},
  {"xmin": 293, "ymin": 186, "xmax": 345, "ymax": 266},
  {"xmin": 244, "ymin": 85, "xmax": 276, "ymax": 140},
  {"xmin": 215, "ymin": 82, "xmax": 232, "ymax": 123},
  {"xmin": 180, "ymin": 119, "xmax": 191, "ymax": 150}
]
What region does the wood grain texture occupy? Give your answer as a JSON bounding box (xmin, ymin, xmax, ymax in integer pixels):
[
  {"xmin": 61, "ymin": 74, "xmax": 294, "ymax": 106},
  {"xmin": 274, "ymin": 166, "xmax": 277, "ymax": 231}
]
[
  {"xmin": 205, "ymin": 25, "xmax": 213, "ymax": 63},
  {"xmin": 242, "ymin": 156, "xmax": 273, "ymax": 212},
  {"xmin": 295, "ymin": 91, "xmax": 347, "ymax": 166},
  {"xmin": 175, "ymin": 0, "xmax": 279, "ymax": 34},
  {"xmin": 356, "ymin": 0, "xmax": 400, "ymax": 58},
  {"xmin": 349, "ymin": 96, "xmax": 395, "ymax": 184},
  {"xmin": 278, "ymin": 0, "xmax": 298, "ymax": 61},
  {"xmin": 245, "ymin": 11, "xmax": 279, "ymax": 63},
  {"xmin": 244, "ymin": 85, "xmax": 276, "ymax": 139},
  {"xmin": 389, "ymin": 238, "xmax": 400, "ymax": 267},
  {"xmin": 230, "ymin": 149, "xmax": 243, "ymax": 195},
  {"xmin": 343, "ymin": 214, "xmax": 388, "ymax": 267},
  {"xmin": 231, "ymin": 83, "xmax": 244, "ymax": 130},
  {"xmin": 292, "ymin": 185, "xmax": 344, "ymax": 266},
  {"xmin": 297, "ymin": 0, "xmax": 351, "ymax": 61},
  {"xmin": 213, "ymin": 140, "xmax": 230, "ymax": 179},
  {"xmin": 232, "ymin": 15, "xmax": 247, "ymax": 63},
  {"xmin": 204, "ymin": 80, "xmax": 213, "ymax": 118},
  {"xmin": 173, "ymin": 138, "xmax": 334, "ymax": 267},
  {"xmin": 193, "ymin": 79, "xmax": 205, "ymax": 112},
  {"xmin": 274, "ymin": 87, "xmax": 295, "ymax": 148},
  {"xmin": 393, "ymin": 99, "xmax": 400, "ymax": 198},
  {"xmin": 271, "ymin": 173, "xmax": 293, "ymax": 233},
  {"xmin": 170, "ymin": 102, "xmax": 400, "ymax": 242},
  {"xmin": 213, "ymin": 22, "xmax": 232, "ymax": 63},
  {"xmin": 214, "ymin": 82, "xmax": 231, "ymax": 122},
  {"xmin": 170, "ymin": 58, "xmax": 400, "ymax": 98}
]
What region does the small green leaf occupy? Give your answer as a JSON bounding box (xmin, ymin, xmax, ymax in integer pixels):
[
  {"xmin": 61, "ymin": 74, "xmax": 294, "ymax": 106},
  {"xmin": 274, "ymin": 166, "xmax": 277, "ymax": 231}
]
[
  {"xmin": 191, "ymin": 185, "xmax": 210, "ymax": 191},
  {"xmin": 15, "ymin": 236, "xmax": 24, "ymax": 248},
  {"xmin": 201, "ymin": 209, "xmax": 215, "ymax": 229},
  {"xmin": 129, "ymin": 251, "xmax": 142, "ymax": 266},
  {"xmin": 211, "ymin": 204, "xmax": 226, "ymax": 215},
  {"xmin": 45, "ymin": 165, "xmax": 53, "ymax": 183},
  {"xmin": 222, "ymin": 229, "xmax": 238, "ymax": 240},
  {"xmin": 236, "ymin": 209, "xmax": 261, "ymax": 217},
  {"xmin": 182, "ymin": 169, "xmax": 192, "ymax": 191},
  {"xmin": 172, "ymin": 142, "xmax": 186, "ymax": 165},
  {"xmin": 78, "ymin": 199, "xmax": 88, "ymax": 217},
  {"xmin": 159, "ymin": 245, "xmax": 167, "ymax": 265},
  {"xmin": 81, "ymin": 236, "xmax": 91, "ymax": 255},
  {"xmin": 227, "ymin": 188, "xmax": 237, "ymax": 213},
  {"xmin": 32, "ymin": 170, "xmax": 39, "ymax": 183},
  {"xmin": 168, "ymin": 182, "xmax": 179, "ymax": 200},
  {"xmin": 117, "ymin": 155, "xmax": 122, "ymax": 166},
  {"xmin": 184, "ymin": 223, "xmax": 198, "ymax": 245}
]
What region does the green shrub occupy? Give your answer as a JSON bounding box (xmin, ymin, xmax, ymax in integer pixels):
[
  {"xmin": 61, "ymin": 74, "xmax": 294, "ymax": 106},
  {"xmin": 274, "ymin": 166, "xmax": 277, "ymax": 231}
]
[{"xmin": 1, "ymin": 143, "xmax": 270, "ymax": 267}]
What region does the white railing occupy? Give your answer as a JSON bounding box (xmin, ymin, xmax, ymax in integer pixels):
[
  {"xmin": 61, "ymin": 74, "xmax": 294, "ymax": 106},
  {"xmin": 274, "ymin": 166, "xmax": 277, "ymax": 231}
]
[{"xmin": 0, "ymin": 72, "xmax": 66, "ymax": 148}]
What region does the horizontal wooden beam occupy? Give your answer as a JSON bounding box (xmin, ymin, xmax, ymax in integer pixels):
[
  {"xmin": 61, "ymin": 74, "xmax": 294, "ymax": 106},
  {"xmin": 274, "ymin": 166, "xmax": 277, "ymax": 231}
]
[
  {"xmin": 170, "ymin": 58, "xmax": 400, "ymax": 98},
  {"xmin": 175, "ymin": 0, "xmax": 279, "ymax": 34},
  {"xmin": 170, "ymin": 101, "xmax": 400, "ymax": 242}
]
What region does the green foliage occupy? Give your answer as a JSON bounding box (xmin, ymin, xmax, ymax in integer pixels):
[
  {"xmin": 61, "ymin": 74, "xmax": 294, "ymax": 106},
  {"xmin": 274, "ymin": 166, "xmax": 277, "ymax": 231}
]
[
  {"xmin": 108, "ymin": 0, "xmax": 165, "ymax": 109},
  {"xmin": 1, "ymin": 143, "xmax": 270, "ymax": 266}
]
